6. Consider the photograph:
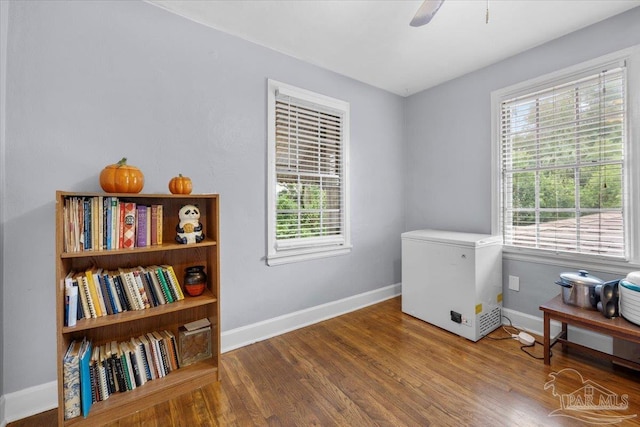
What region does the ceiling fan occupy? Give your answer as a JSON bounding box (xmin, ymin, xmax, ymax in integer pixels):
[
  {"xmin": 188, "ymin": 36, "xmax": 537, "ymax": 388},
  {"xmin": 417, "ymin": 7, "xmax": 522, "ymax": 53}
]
[
  {"xmin": 410, "ymin": 0, "xmax": 445, "ymax": 27},
  {"xmin": 410, "ymin": 0, "xmax": 489, "ymax": 27}
]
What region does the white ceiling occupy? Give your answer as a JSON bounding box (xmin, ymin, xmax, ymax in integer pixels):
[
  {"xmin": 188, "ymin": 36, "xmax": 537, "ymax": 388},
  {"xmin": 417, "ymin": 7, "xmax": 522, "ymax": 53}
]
[{"xmin": 147, "ymin": 0, "xmax": 640, "ymax": 96}]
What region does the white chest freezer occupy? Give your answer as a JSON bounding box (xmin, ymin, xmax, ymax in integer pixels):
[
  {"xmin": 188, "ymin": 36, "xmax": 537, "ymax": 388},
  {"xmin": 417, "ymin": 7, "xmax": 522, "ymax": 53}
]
[{"xmin": 401, "ymin": 229, "xmax": 503, "ymax": 342}]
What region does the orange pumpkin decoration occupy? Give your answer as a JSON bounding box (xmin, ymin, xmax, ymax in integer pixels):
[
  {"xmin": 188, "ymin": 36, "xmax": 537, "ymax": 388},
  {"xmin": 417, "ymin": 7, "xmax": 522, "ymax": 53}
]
[
  {"xmin": 169, "ymin": 174, "xmax": 193, "ymax": 195},
  {"xmin": 99, "ymin": 158, "xmax": 144, "ymax": 193}
]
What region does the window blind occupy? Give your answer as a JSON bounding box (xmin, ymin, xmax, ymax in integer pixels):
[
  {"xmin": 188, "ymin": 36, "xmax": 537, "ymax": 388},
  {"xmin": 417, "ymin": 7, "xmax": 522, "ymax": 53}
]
[
  {"xmin": 274, "ymin": 94, "xmax": 345, "ymax": 248},
  {"xmin": 500, "ymin": 66, "xmax": 626, "ymax": 258}
]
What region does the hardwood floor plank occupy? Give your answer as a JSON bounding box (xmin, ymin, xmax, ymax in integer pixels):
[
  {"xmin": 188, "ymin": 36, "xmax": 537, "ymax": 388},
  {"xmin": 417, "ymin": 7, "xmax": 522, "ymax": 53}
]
[{"xmin": 9, "ymin": 297, "xmax": 640, "ymax": 426}]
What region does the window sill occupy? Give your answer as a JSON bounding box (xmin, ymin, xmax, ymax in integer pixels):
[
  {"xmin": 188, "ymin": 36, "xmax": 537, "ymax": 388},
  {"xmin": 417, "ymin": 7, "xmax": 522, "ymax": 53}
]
[
  {"xmin": 502, "ymin": 246, "xmax": 640, "ymax": 275},
  {"xmin": 267, "ymin": 245, "xmax": 352, "ymax": 266}
]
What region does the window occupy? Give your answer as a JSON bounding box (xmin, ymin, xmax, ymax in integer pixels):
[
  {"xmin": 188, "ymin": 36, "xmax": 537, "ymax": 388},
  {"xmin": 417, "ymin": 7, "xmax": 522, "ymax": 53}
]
[
  {"xmin": 267, "ymin": 80, "xmax": 351, "ymax": 265},
  {"xmin": 492, "ymin": 50, "xmax": 640, "ymax": 264}
]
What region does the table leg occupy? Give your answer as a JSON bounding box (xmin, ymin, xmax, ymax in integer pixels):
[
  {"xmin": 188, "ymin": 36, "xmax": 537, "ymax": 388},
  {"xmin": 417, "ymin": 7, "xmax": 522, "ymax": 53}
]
[
  {"xmin": 561, "ymin": 322, "xmax": 568, "ymax": 353},
  {"xmin": 543, "ymin": 312, "xmax": 550, "ymax": 365}
]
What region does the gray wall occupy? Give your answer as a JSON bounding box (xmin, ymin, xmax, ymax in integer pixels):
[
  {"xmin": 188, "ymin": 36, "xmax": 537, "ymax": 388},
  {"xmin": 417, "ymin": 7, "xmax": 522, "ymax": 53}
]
[
  {"xmin": 405, "ymin": 7, "xmax": 640, "ymax": 317},
  {"xmin": 0, "ymin": 0, "xmax": 9, "ymax": 400},
  {"xmin": 1, "ymin": 0, "xmax": 404, "ymax": 393}
]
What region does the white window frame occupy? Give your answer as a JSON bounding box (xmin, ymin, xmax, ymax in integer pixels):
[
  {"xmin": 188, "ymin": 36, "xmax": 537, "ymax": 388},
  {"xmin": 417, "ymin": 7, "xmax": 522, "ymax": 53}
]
[
  {"xmin": 267, "ymin": 79, "xmax": 351, "ymax": 266},
  {"xmin": 491, "ymin": 46, "xmax": 640, "ymax": 272}
]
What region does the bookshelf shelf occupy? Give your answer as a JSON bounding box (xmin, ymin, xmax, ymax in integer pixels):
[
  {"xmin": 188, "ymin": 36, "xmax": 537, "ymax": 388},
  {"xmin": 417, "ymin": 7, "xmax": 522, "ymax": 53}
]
[
  {"xmin": 61, "ymin": 292, "xmax": 218, "ymax": 334},
  {"xmin": 63, "ymin": 363, "xmax": 218, "ymax": 427},
  {"xmin": 55, "ymin": 191, "xmax": 221, "ymax": 426},
  {"xmin": 59, "ymin": 239, "xmax": 218, "ymax": 259}
]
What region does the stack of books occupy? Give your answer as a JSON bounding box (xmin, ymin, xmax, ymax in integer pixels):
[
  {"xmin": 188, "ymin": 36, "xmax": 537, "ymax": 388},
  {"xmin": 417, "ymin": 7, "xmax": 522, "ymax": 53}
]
[
  {"xmin": 64, "ymin": 265, "xmax": 186, "ymax": 326},
  {"xmin": 62, "ymin": 331, "xmax": 180, "ymax": 420},
  {"xmin": 62, "ymin": 196, "xmax": 163, "ymax": 253}
]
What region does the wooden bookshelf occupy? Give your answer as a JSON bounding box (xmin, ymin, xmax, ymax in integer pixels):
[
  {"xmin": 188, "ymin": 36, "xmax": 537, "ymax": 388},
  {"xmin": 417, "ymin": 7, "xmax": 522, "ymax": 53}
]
[{"xmin": 55, "ymin": 192, "xmax": 220, "ymax": 426}]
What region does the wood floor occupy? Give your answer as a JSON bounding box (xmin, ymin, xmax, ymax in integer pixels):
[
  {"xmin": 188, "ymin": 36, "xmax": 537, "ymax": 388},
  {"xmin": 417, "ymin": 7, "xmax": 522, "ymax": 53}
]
[{"xmin": 10, "ymin": 297, "xmax": 640, "ymax": 426}]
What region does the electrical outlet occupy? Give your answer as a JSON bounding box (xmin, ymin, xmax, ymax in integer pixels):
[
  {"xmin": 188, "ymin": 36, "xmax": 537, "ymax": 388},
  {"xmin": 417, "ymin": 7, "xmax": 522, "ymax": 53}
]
[
  {"xmin": 450, "ymin": 311, "xmax": 462, "ymax": 324},
  {"xmin": 509, "ymin": 275, "xmax": 520, "ymax": 291}
]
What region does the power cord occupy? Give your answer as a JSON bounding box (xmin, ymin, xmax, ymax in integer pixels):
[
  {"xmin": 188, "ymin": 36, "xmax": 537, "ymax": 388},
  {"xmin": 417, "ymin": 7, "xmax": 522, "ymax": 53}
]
[{"xmin": 486, "ymin": 315, "xmax": 551, "ymax": 360}]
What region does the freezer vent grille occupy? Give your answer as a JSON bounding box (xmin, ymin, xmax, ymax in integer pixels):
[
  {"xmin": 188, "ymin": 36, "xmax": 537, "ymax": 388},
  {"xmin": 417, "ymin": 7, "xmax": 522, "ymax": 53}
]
[{"xmin": 479, "ymin": 306, "xmax": 501, "ymax": 336}]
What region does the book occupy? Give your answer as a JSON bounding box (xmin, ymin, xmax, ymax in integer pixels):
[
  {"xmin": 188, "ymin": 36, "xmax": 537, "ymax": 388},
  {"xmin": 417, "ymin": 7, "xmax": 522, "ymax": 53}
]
[
  {"xmin": 118, "ymin": 268, "xmax": 142, "ymax": 311},
  {"xmin": 118, "ymin": 342, "xmax": 135, "ymax": 391},
  {"xmin": 160, "ymin": 268, "xmax": 178, "ymax": 302},
  {"xmin": 98, "ymin": 196, "xmax": 104, "ymax": 251},
  {"xmin": 78, "ymin": 273, "xmax": 97, "ymax": 319},
  {"xmin": 162, "ymin": 330, "xmax": 180, "ymax": 371},
  {"xmin": 96, "ymin": 346, "xmax": 111, "ymax": 401},
  {"xmin": 156, "ymin": 205, "xmax": 163, "ymax": 245},
  {"xmin": 82, "ymin": 198, "xmax": 90, "ymax": 251},
  {"xmin": 130, "ymin": 337, "xmax": 149, "ymax": 386},
  {"xmin": 111, "ymin": 273, "xmax": 130, "ymax": 312},
  {"xmin": 150, "ymin": 205, "xmax": 158, "ymax": 245},
  {"xmin": 63, "ymin": 340, "xmax": 82, "ymax": 420},
  {"xmin": 85, "ymin": 269, "xmax": 104, "ymax": 317},
  {"xmin": 122, "ymin": 341, "xmax": 142, "ymax": 388},
  {"xmin": 138, "ymin": 334, "xmax": 157, "ymax": 380},
  {"xmin": 146, "ymin": 332, "xmax": 165, "ymax": 378},
  {"xmin": 163, "ymin": 265, "xmax": 185, "ymax": 301},
  {"xmin": 92, "ymin": 197, "xmax": 99, "ymax": 251},
  {"xmin": 98, "ymin": 272, "xmax": 118, "ymax": 314},
  {"xmin": 63, "ymin": 200, "xmax": 70, "ymax": 251},
  {"xmin": 118, "ymin": 201, "xmax": 125, "ymax": 249},
  {"xmin": 90, "ymin": 197, "xmax": 98, "ymax": 251},
  {"xmin": 146, "ymin": 267, "xmax": 166, "ymax": 305},
  {"xmin": 92, "ymin": 268, "xmax": 108, "ymax": 317},
  {"xmin": 183, "ymin": 317, "xmax": 211, "ymax": 331},
  {"xmin": 79, "ymin": 338, "xmax": 93, "ymax": 417},
  {"xmin": 76, "ymin": 278, "xmax": 85, "ymax": 320},
  {"xmin": 127, "ymin": 268, "xmax": 145, "ymax": 310},
  {"xmin": 104, "ymin": 197, "xmax": 110, "ymax": 249},
  {"xmin": 93, "ymin": 268, "xmax": 108, "ymax": 317},
  {"xmin": 153, "ymin": 266, "xmax": 174, "ymax": 303},
  {"xmin": 131, "ymin": 268, "xmax": 151, "ymax": 309},
  {"xmin": 153, "ymin": 330, "xmax": 171, "ymax": 375},
  {"xmin": 136, "ymin": 205, "xmax": 148, "ymax": 247},
  {"xmin": 104, "ymin": 197, "xmax": 112, "ymax": 250},
  {"xmin": 146, "ymin": 206, "xmax": 151, "ymax": 247},
  {"xmin": 110, "ymin": 197, "xmax": 118, "ymax": 249},
  {"xmin": 127, "ymin": 339, "xmax": 145, "ymax": 387},
  {"xmin": 122, "ymin": 202, "xmax": 136, "ymax": 249},
  {"xmin": 141, "ymin": 268, "xmax": 159, "ymax": 307},
  {"xmin": 102, "ymin": 272, "xmax": 121, "ymax": 314},
  {"xmin": 64, "ymin": 271, "xmax": 78, "ymax": 327},
  {"xmin": 110, "ymin": 341, "xmax": 127, "ymax": 393},
  {"xmin": 89, "ymin": 347, "xmax": 99, "ymax": 403},
  {"xmin": 100, "ymin": 344, "xmax": 116, "ymax": 395}
]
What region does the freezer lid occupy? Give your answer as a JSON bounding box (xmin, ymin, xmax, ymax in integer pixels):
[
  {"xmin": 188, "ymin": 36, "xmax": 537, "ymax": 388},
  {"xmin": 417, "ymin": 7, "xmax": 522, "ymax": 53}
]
[{"xmin": 401, "ymin": 229, "xmax": 502, "ymax": 247}]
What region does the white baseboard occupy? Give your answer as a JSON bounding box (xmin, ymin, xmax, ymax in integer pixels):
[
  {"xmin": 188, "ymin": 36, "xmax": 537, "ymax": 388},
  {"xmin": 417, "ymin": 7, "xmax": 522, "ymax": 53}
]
[
  {"xmin": 2, "ymin": 283, "xmax": 402, "ymax": 423},
  {"xmin": 221, "ymin": 283, "xmax": 402, "ymax": 352},
  {"xmin": 502, "ymin": 307, "xmax": 613, "ymax": 355},
  {"xmin": 3, "ymin": 381, "xmax": 57, "ymax": 424}
]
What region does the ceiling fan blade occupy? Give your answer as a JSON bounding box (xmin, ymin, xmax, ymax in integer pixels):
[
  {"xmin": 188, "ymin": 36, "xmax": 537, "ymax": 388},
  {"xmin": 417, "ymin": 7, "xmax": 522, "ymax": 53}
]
[{"xmin": 410, "ymin": 0, "xmax": 445, "ymax": 27}]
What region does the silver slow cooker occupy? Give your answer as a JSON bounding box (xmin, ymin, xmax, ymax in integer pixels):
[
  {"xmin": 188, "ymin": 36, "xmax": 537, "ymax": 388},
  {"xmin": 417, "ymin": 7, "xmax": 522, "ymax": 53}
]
[{"xmin": 555, "ymin": 270, "xmax": 605, "ymax": 309}]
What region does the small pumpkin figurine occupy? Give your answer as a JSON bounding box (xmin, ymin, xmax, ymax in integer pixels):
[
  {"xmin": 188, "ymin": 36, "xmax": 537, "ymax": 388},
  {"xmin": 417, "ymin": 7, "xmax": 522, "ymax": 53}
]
[
  {"xmin": 169, "ymin": 174, "xmax": 193, "ymax": 195},
  {"xmin": 99, "ymin": 157, "xmax": 144, "ymax": 193}
]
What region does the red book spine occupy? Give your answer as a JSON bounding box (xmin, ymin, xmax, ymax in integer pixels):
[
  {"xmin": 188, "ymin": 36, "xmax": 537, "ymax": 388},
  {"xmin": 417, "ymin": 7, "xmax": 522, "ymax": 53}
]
[{"xmin": 122, "ymin": 203, "xmax": 136, "ymax": 249}]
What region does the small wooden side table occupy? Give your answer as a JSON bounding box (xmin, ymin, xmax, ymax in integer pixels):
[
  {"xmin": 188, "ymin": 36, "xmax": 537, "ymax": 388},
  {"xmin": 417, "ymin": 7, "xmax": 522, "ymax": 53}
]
[{"xmin": 539, "ymin": 294, "xmax": 640, "ymax": 369}]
